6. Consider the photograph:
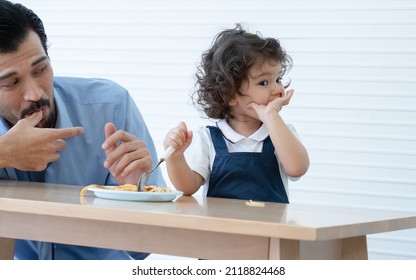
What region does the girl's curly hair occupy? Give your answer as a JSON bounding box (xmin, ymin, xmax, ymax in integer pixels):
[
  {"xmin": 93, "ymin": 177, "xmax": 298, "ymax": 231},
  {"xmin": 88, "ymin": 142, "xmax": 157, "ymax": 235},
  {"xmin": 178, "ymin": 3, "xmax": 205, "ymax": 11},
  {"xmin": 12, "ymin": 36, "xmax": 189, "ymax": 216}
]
[{"xmin": 192, "ymin": 23, "xmax": 292, "ymax": 120}]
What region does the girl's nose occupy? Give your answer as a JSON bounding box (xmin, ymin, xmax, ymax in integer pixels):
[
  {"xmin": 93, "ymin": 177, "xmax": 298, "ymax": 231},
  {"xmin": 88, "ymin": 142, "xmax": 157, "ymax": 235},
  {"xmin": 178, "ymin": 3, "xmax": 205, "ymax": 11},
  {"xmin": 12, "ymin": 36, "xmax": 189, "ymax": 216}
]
[{"xmin": 271, "ymin": 82, "xmax": 284, "ymax": 97}]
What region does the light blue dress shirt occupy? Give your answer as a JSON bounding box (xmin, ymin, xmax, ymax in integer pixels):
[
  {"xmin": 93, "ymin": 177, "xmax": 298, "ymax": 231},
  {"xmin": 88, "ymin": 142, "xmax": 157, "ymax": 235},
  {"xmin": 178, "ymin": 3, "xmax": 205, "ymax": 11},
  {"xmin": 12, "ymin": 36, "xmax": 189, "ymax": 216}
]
[{"xmin": 0, "ymin": 77, "xmax": 165, "ymax": 259}]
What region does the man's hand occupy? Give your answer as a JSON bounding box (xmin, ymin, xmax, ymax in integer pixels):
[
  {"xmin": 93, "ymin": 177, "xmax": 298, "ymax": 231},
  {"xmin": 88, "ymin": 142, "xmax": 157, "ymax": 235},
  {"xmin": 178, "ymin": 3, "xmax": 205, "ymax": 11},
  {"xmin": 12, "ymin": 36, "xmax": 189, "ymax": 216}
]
[
  {"xmin": 102, "ymin": 122, "xmax": 152, "ymax": 185},
  {"xmin": 0, "ymin": 111, "xmax": 84, "ymax": 170}
]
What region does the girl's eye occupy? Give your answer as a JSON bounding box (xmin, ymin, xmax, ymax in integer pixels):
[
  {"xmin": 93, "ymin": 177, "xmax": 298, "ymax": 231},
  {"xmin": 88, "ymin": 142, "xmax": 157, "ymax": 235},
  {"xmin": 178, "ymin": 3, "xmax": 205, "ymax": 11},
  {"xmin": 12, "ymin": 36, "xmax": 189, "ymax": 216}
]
[
  {"xmin": 276, "ymin": 78, "xmax": 282, "ymax": 84},
  {"xmin": 259, "ymin": 81, "xmax": 269, "ymax": 86}
]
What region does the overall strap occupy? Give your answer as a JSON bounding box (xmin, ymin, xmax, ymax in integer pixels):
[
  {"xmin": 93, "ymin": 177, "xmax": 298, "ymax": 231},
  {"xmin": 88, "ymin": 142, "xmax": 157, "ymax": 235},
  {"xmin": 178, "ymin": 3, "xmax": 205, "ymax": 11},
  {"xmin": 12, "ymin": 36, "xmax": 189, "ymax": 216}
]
[
  {"xmin": 207, "ymin": 126, "xmax": 229, "ymax": 156},
  {"xmin": 261, "ymin": 136, "xmax": 275, "ymax": 153}
]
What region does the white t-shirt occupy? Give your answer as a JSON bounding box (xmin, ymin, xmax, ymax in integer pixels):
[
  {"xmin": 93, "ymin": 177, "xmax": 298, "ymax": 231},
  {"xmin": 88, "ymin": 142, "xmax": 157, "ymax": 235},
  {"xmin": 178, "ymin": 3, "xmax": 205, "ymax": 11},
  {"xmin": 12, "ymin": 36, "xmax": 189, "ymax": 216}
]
[{"xmin": 185, "ymin": 119, "xmax": 301, "ymax": 197}]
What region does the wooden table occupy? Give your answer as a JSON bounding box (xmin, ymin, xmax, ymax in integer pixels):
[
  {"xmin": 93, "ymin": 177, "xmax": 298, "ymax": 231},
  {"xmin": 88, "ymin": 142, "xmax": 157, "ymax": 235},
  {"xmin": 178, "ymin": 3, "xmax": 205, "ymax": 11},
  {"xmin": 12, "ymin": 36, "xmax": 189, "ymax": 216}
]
[{"xmin": 1, "ymin": 180, "xmax": 415, "ymax": 260}]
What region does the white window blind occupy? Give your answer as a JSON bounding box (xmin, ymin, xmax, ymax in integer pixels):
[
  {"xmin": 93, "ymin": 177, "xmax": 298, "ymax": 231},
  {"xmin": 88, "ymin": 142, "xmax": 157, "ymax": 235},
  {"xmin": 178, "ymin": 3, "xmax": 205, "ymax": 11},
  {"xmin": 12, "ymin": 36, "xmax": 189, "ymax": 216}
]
[{"xmin": 17, "ymin": 0, "xmax": 416, "ymax": 260}]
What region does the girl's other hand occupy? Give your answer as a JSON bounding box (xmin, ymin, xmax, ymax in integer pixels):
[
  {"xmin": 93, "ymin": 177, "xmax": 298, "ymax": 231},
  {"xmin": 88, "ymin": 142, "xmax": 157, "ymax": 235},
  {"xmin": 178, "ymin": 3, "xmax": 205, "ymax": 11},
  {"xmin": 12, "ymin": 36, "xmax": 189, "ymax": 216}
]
[{"xmin": 163, "ymin": 121, "xmax": 193, "ymax": 158}]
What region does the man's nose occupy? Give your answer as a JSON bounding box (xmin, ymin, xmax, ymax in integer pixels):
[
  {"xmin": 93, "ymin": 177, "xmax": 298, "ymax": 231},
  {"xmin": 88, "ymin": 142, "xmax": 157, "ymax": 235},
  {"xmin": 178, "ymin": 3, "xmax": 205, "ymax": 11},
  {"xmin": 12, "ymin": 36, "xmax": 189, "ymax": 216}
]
[{"xmin": 22, "ymin": 78, "xmax": 43, "ymax": 101}]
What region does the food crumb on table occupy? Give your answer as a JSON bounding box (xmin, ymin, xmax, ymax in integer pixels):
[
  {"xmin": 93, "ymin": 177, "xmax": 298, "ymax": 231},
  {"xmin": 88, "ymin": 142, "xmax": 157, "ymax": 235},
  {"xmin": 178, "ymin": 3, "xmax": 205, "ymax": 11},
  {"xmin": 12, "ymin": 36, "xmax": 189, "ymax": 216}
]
[{"xmin": 245, "ymin": 200, "xmax": 265, "ymax": 207}]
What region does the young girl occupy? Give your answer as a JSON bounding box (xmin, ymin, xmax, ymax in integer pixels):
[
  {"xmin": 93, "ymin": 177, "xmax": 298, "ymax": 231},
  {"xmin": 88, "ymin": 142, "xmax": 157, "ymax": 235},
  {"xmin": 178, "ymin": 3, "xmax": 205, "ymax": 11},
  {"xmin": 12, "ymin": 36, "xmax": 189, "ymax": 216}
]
[{"xmin": 164, "ymin": 24, "xmax": 309, "ymax": 203}]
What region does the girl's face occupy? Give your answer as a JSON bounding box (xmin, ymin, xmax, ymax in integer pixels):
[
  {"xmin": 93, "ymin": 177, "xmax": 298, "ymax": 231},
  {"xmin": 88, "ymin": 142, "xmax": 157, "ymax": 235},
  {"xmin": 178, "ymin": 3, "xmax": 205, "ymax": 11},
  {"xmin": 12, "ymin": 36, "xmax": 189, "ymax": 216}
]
[{"xmin": 229, "ymin": 60, "xmax": 284, "ymax": 122}]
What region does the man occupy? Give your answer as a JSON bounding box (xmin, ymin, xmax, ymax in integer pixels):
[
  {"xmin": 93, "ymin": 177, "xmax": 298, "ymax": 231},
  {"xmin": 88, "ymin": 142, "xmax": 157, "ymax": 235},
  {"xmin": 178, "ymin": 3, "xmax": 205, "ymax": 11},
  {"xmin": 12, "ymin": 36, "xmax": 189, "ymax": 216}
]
[{"xmin": 0, "ymin": 0, "xmax": 165, "ymax": 259}]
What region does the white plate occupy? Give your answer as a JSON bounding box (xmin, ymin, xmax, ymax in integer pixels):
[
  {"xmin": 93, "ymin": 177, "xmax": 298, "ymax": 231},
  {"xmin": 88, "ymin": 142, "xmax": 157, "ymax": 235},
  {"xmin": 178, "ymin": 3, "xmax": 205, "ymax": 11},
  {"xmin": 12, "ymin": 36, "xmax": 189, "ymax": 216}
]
[{"xmin": 87, "ymin": 186, "xmax": 183, "ymax": 202}]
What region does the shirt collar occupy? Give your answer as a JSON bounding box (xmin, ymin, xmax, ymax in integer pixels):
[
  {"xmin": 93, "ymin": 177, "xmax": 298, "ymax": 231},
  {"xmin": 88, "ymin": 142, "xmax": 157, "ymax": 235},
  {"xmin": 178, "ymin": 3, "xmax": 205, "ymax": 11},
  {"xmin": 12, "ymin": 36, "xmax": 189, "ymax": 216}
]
[
  {"xmin": 0, "ymin": 117, "xmax": 11, "ymax": 135},
  {"xmin": 216, "ymin": 119, "xmax": 268, "ymax": 143},
  {"xmin": 53, "ymin": 87, "xmax": 74, "ymax": 129}
]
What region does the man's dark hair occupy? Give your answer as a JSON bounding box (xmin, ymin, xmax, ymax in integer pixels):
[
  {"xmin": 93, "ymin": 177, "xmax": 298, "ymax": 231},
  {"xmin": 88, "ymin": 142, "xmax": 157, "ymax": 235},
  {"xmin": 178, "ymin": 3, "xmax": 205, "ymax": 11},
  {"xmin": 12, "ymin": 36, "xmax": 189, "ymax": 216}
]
[{"xmin": 0, "ymin": 0, "xmax": 48, "ymax": 54}]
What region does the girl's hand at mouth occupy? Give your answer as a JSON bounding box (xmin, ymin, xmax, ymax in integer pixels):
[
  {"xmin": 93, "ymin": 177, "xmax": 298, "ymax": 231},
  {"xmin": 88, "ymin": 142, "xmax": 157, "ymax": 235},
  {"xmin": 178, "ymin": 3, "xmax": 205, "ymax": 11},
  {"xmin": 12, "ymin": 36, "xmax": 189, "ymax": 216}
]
[{"xmin": 248, "ymin": 89, "xmax": 294, "ymax": 122}]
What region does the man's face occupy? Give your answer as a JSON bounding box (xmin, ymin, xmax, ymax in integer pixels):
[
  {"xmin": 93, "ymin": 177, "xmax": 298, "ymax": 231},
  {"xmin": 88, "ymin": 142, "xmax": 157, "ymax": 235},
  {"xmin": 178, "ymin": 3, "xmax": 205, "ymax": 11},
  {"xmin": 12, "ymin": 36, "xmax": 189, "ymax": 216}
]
[{"xmin": 0, "ymin": 31, "xmax": 55, "ymax": 128}]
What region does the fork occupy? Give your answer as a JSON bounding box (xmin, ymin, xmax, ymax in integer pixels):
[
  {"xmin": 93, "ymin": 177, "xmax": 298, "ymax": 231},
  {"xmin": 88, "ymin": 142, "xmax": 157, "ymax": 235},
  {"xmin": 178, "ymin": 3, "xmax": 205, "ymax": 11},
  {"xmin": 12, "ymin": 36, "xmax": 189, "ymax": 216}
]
[{"xmin": 137, "ymin": 146, "xmax": 175, "ymax": 191}]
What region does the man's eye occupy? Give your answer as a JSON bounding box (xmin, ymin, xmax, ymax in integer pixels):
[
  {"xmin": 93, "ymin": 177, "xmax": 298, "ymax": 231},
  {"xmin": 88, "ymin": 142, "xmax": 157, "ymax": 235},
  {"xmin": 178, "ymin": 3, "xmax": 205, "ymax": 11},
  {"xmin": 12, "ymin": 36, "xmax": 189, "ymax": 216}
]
[
  {"xmin": 34, "ymin": 64, "xmax": 48, "ymax": 76},
  {"xmin": 0, "ymin": 80, "xmax": 18, "ymax": 89}
]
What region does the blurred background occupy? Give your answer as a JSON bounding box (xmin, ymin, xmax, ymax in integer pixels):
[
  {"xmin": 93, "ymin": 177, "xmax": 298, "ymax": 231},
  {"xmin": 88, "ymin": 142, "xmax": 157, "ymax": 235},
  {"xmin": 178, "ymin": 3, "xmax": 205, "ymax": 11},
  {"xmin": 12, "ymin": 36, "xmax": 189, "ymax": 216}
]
[{"xmin": 17, "ymin": 0, "xmax": 416, "ymax": 259}]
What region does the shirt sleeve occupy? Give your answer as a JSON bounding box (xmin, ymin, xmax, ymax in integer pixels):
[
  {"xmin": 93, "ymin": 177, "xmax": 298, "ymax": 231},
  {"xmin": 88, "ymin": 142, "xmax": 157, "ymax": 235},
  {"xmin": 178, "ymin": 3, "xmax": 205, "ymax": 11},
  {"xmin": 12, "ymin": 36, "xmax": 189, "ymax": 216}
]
[{"xmin": 184, "ymin": 126, "xmax": 212, "ymax": 182}]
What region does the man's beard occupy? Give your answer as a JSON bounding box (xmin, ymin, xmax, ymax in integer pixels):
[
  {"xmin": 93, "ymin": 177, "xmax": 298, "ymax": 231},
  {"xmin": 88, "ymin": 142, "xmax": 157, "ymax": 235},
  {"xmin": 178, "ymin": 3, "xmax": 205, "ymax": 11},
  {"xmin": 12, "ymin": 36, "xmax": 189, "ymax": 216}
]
[{"xmin": 20, "ymin": 98, "xmax": 56, "ymax": 128}]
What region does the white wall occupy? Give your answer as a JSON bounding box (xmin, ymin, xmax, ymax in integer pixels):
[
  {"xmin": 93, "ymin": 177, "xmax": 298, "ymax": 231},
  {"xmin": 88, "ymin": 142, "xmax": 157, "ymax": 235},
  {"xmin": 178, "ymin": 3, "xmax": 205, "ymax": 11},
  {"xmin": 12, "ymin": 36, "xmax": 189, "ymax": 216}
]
[{"xmin": 17, "ymin": 0, "xmax": 416, "ymax": 259}]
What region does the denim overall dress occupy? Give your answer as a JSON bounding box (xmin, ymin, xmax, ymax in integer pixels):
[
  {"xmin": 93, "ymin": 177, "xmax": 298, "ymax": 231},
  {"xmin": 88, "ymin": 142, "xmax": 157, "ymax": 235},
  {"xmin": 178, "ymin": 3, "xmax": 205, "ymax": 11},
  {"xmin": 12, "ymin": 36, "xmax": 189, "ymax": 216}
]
[{"xmin": 207, "ymin": 126, "xmax": 289, "ymax": 203}]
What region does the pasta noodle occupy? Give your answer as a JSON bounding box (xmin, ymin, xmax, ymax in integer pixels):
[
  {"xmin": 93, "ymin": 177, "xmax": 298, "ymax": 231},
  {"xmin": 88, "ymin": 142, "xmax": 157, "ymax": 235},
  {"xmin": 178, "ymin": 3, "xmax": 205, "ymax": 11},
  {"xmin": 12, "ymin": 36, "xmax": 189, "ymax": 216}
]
[
  {"xmin": 80, "ymin": 184, "xmax": 171, "ymax": 196},
  {"xmin": 245, "ymin": 200, "xmax": 265, "ymax": 207},
  {"xmin": 143, "ymin": 185, "xmax": 172, "ymax": 193}
]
